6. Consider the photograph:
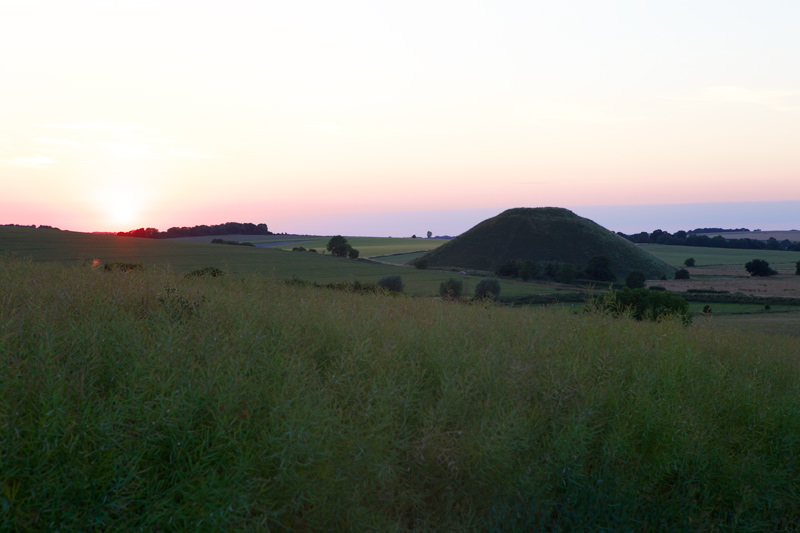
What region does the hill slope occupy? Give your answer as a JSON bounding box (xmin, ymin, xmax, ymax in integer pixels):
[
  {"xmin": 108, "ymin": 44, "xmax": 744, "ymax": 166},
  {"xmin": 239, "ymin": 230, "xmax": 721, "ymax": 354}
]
[{"xmin": 420, "ymin": 207, "xmax": 675, "ymax": 280}]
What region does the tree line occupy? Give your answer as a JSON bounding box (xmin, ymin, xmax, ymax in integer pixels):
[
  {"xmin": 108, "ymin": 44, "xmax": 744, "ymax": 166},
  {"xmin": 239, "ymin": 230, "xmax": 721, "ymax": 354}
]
[
  {"xmin": 117, "ymin": 222, "xmax": 270, "ymax": 239},
  {"xmin": 621, "ymin": 229, "xmax": 800, "ymax": 251}
]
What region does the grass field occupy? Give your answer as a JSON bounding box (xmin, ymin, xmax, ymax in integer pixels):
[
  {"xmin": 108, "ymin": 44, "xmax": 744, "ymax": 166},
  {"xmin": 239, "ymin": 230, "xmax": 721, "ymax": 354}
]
[
  {"xmin": 3, "ymin": 257, "xmax": 800, "ymax": 530},
  {"xmin": 641, "ymin": 243, "xmax": 800, "ymax": 269}
]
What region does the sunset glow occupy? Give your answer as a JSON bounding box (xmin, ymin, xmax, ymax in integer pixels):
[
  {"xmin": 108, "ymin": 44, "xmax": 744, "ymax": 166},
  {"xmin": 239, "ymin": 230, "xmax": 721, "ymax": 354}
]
[{"xmin": 2, "ymin": 1, "xmax": 799, "ymax": 236}]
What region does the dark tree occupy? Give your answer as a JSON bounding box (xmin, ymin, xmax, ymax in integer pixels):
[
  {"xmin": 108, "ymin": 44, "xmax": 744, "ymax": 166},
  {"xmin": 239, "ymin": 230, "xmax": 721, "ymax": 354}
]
[
  {"xmin": 584, "ymin": 256, "xmax": 615, "ymax": 282},
  {"xmin": 745, "ymin": 259, "xmax": 777, "ymax": 277},
  {"xmin": 795, "ymin": 260, "xmax": 800, "ymax": 275},
  {"xmin": 474, "ymin": 278, "xmax": 501, "ymax": 299},
  {"xmin": 625, "ymin": 270, "xmax": 646, "ymax": 289},
  {"xmin": 377, "ymin": 275, "xmax": 404, "ymax": 293},
  {"xmin": 684, "ymin": 258, "xmax": 695, "ymax": 267},
  {"xmin": 427, "ymin": 231, "xmax": 433, "ymax": 239},
  {"xmin": 348, "ymin": 248, "xmax": 360, "ymax": 259},
  {"xmin": 439, "ymin": 278, "xmax": 463, "ymax": 299},
  {"xmin": 326, "ymin": 235, "xmax": 352, "ymax": 257},
  {"xmin": 519, "ymin": 260, "xmax": 537, "ymax": 281},
  {"xmin": 675, "ymin": 268, "xmax": 690, "ymax": 280}
]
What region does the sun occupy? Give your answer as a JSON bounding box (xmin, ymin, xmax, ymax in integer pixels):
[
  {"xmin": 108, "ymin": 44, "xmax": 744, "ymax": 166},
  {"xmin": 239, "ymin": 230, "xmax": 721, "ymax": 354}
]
[{"xmin": 97, "ymin": 187, "xmax": 146, "ymax": 229}]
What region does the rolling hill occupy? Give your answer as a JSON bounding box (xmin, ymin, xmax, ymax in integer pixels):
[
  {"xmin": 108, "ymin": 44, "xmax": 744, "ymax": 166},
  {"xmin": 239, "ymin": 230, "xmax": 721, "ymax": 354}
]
[{"xmin": 419, "ymin": 207, "xmax": 676, "ymax": 280}]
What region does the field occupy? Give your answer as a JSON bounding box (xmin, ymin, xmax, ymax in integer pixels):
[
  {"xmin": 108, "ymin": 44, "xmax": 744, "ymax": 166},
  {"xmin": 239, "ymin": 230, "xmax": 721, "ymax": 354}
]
[{"xmin": 3, "ymin": 256, "xmax": 800, "ymax": 530}]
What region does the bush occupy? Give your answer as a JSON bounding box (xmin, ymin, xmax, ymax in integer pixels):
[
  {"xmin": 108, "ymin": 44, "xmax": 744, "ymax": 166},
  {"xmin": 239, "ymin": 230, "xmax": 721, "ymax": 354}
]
[
  {"xmin": 377, "ymin": 275, "xmax": 404, "ymax": 293},
  {"xmin": 555, "ymin": 263, "xmax": 578, "ymax": 284},
  {"xmin": 675, "ymin": 268, "xmax": 690, "ymax": 280},
  {"xmin": 519, "ymin": 260, "xmax": 537, "ymax": 281},
  {"xmin": 413, "ymin": 258, "xmax": 428, "ymax": 270},
  {"xmin": 103, "ymin": 262, "xmax": 144, "ymax": 272},
  {"xmin": 439, "ymin": 278, "xmax": 463, "ymax": 299},
  {"xmin": 348, "ymin": 248, "xmax": 360, "ymax": 259},
  {"xmin": 185, "ymin": 267, "xmax": 224, "ymax": 278},
  {"xmin": 495, "ymin": 260, "xmax": 520, "ymax": 278},
  {"xmin": 474, "ymin": 278, "xmax": 501, "ymax": 299},
  {"xmin": 745, "ymin": 259, "xmax": 777, "ymax": 277},
  {"xmin": 587, "ymin": 287, "xmax": 691, "ymax": 324},
  {"xmin": 684, "ymin": 258, "xmax": 696, "ymax": 267},
  {"xmin": 625, "ymin": 270, "xmax": 646, "ymax": 289},
  {"xmin": 583, "ymin": 256, "xmax": 615, "ymax": 282},
  {"xmin": 795, "ymin": 260, "xmax": 800, "ymax": 275}
]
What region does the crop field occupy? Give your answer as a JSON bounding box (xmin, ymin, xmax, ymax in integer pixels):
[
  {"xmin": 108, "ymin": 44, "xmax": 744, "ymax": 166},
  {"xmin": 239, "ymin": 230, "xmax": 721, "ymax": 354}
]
[
  {"xmin": 3, "ymin": 256, "xmax": 800, "ymax": 530},
  {"xmin": 4, "ymin": 227, "xmax": 800, "ymax": 528},
  {"xmin": 641, "ymin": 243, "xmax": 800, "ymax": 269}
]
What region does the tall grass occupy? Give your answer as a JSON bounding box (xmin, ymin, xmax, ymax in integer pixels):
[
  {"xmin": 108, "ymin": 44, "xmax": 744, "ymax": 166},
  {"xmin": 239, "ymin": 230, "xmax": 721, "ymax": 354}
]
[{"xmin": 2, "ymin": 256, "xmax": 800, "ymax": 530}]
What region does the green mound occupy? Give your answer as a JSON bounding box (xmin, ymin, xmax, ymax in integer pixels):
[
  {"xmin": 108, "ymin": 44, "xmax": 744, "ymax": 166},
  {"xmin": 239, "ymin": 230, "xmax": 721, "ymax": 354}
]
[{"xmin": 420, "ymin": 207, "xmax": 675, "ymax": 280}]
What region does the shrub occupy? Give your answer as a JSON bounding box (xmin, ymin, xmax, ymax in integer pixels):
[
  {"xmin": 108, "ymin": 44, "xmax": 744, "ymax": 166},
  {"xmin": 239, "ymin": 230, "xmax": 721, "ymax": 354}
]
[
  {"xmin": 439, "ymin": 278, "xmax": 463, "ymax": 299},
  {"xmin": 348, "ymin": 248, "xmax": 360, "ymax": 259},
  {"xmin": 625, "ymin": 270, "xmax": 646, "ymax": 289},
  {"xmin": 745, "ymin": 259, "xmax": 777, "ymax": 277},
  {"xmin": 377, "ymin": 275, "xmax": 404, "ymax": 293},
  {"xmin": 474, "ymin": 277, "xmax": 501, "ymax": 299},
  {"xmin": 103, "ymin": 262, "xmax": 144, "ymax": 272},
  {"xmin": 555, "ymin": 263, "xmax": 577, "ymax": 284},
  {"xmin": 583, "ymin": 256, "xmax": 615, "ymax": 282},
  {"xmin": 495, "ymin": 260, "xmax": 520, "ymax": 278},
  {"xmin": 675, "ymin": 268, "xmax": 690, "ymax": 280},
  {"xmin": 292, "ymin": 246, "xmax": 307, "ymax": 252},
  {"xmin": 795, "ymin": 260, "xmax": 800, "ymax": 275},
  {"xmin": 413, "ymin": 258, "xmax": 428, "ymax": 269},
  {"xmin": 587, "ymin": 287, "xmax": 691, "ymax": 324},
  {"xmin": 684, "ymin": 258, "xmax": 696, "ymax": 267},
  {"xmin": 185, "ymin": 267, "xmax": 224, "ymax": 278},
  {"xmin": 519, "ymin": 260, "xmax": 537, "ymax": 281}
]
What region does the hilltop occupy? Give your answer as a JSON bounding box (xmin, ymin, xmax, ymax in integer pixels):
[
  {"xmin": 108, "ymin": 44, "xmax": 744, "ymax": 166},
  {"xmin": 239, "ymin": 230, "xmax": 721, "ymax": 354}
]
[{"xmin": 420, "ymin": 207, "xmax": 675, "ymax": 280}]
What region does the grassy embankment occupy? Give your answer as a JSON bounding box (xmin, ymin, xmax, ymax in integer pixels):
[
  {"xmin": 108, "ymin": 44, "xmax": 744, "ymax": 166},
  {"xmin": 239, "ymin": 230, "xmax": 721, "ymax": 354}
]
[{"xmin": 2, "ymin": 256, "xmax": 800, "ymax": 530}]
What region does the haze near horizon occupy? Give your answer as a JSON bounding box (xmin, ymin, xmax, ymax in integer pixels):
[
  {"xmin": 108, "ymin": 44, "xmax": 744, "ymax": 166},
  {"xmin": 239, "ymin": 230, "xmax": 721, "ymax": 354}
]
[{"xmin": 2, "ymin": 1, "xmax": 799, "ymax": 236}]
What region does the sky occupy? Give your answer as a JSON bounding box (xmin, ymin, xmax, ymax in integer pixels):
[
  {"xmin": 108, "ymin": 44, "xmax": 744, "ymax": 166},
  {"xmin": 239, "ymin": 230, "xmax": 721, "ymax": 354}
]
[{"xmin": 2, "ymin": 0, "xmax": 799, "ymax": 236}]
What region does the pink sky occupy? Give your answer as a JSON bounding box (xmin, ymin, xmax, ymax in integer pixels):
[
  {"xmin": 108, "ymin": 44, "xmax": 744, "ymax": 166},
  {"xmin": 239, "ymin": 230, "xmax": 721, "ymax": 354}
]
[{"xmin": 2, "ymin": 1, "xmax": 799, "ymax": 236}]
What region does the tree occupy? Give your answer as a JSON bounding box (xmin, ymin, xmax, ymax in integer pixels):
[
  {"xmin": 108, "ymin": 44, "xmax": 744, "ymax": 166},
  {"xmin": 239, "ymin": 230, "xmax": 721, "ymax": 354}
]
[
  {"xmin": 745, "ymin": 259, "xmax": 777, "ymax": 277},
  {"xmin": 796, "ymin": 260, "xmax": 800, "ymax": 275},
  {"xmin": 439, "ymin": 278, "xmax": 463, "ymax": 299},
  {"xmin": 519, "ymin": 260, "xmax": 537, "ymax": 281},
  {"xmin": 474, "ymin": 278, "xmax": 501, "ymax": 299},
  {"xmin": 377, "ymin": 275, "xmax": 404, "ymax": 293},
  {"xmin": 684, "ymin": 258, "xmax": 695, "ymax": 267},
  {"xmin": 427, "ymin": 231, "xmax": 433, "ymax": 239},
  {"xmin": 675, "ymin": 268, "xmax": 690, "ymax": 280},
  {"xmin": 555, "ymin": 263, "xmax": 577, "ymax": 284},
  {"xmin": 326, "ymin": 235, "xmax": 359, "ymax": 258},
  {"xmin": 625, "ymin": 270, "xmax": 646, "ymax": 289},
  {"xmin": 584, "ymin": 256, "xmax": 615, "ymax": 282}
]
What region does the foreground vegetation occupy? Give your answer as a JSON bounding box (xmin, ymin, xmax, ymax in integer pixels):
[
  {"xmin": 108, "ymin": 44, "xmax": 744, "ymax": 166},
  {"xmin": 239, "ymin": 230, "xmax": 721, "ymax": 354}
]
[{"xmin": 2, "ymin": 258, "xmax": 800, "ymax": 530}]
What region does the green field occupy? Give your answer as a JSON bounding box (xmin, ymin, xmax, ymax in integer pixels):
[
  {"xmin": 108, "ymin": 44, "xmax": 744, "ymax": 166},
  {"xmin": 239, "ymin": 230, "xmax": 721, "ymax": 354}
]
[
  {"xmin": 0, "ymin": 227, "xmax": 577, "ymax": 299},
  {"xmin": 3, "ymin": 257, "xmax": 800, "ymax": 530},
  {"xmin": 641, "ymin": 243, "xmax": 800, "ymax": 269}
]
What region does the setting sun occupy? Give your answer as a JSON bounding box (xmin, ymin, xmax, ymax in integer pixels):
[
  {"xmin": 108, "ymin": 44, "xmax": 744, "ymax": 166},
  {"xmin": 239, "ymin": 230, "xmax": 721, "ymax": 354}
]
[{"xmin": 96, "ymin": 187, "xmax": 147, "ymax": 230}]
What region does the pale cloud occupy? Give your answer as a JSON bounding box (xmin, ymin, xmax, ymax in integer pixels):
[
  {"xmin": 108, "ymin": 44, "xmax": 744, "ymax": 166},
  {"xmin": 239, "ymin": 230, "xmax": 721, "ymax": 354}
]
[
  {"xmin": 691, "ymin": 86, "xmax": 800, "ymax": 112},
  {"xmin": 94, "ymin": 141, "xmax": 154, "ymax": 159},
  {"xmin": 305, "ymin": 123, "xmax": 346, "ymax": 136},
  {"xmin": 39, "ymin": 121, "xmax": 155, "ymax": 133},
  {"xmin": 10, "ymin": 155, "xmax": 55, "ymax": 168},
  {"xmin": 168, "ymin": 149, "xmax": 216, "ymax": 159},
  {"xmin": 35, "ymin": 137, "xmax": 83, "ymax": 148}
]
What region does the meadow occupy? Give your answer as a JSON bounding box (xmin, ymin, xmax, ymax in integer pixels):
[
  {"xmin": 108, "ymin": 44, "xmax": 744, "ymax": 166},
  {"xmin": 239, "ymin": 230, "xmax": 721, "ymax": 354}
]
[{"xmin": 3, "ymin": 255, "xmax": 800, "ymax": 530}]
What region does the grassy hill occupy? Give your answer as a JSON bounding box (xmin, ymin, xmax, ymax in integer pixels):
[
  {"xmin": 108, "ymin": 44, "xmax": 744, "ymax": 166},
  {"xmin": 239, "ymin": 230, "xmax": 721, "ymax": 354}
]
[{"xmin": 420, "ymin": 207, "xmax": 676, "ymax": 280}]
